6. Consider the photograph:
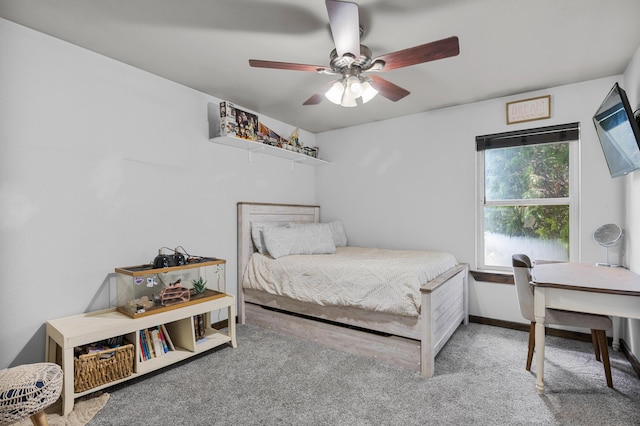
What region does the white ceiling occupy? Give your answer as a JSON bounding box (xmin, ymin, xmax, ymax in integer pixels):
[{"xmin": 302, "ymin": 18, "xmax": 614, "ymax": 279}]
[{"xmin": 2, "ymin": 0, "xmax": 640, "ymax": 133}]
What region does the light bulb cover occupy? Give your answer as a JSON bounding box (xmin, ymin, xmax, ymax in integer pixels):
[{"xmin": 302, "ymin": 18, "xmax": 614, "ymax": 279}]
[
  {"xmin": 341, "ymin": 88, "xmax": 357, "ymax": 107},
  {"xmin": 347, "ymin": 76, "xmax": 363, "ymax": 97},
  {"xmin": 325, "ymin": 81, "xmax": 345, "ymax": 105},
  {"xmin": 361, "ymin": 81, "xmax": 378, "ymax": 104}
]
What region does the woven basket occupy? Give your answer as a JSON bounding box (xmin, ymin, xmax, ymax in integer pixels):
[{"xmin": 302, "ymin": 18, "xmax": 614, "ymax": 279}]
[{"xmin": 73, "ymin": 344, "xmax": 134, "ymax": 393}]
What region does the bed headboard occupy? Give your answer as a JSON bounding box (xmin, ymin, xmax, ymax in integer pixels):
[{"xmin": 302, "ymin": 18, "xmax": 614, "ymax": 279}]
[{"xmin": 236, "ymin": 202, "xmax": 320, "ymax": 320}]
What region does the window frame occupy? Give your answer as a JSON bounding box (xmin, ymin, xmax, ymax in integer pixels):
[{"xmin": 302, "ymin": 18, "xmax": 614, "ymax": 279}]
[{"xmin": 475, "ymin": 123, "xmax": 580, "ymax": 272}]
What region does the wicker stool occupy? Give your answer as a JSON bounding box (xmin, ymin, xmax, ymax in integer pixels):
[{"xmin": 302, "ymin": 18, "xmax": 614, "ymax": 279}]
[{"xmin": 0, "ymin": 363, "xmax": 63, "ymax": 426}]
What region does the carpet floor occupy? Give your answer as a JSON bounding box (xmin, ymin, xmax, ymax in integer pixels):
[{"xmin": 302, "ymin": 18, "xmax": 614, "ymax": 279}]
[{"xmin": 88, "ymin": 323, "xmax": 640, "ymax": 425}]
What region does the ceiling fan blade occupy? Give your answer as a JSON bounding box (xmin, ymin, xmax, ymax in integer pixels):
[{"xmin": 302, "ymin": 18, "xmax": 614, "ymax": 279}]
[
  {"xmin": 374, "ymin": 36, "xmax": 459, "ymax": 72},
  {"xmin": 326, "ymin": 0, "xmax": 360, "ymax": 57},
  {"xmin": 368, "ymin": 75, "xmax": 410, "ymax": 102},
  {"xmin": 249, "ymin": 59, "xmax": 330, "ymax": 73},
  {"xmin": 303, "ymin": 81, "xmax": 336, "ymax": 105},
  {"xmin": 303, "ymin": 91, "xmax": 325, "ymax": 106}
]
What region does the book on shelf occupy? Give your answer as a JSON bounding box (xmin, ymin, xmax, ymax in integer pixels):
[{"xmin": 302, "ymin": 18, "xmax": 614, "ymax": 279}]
[
  {"xmin": 160, "ymin": 324, "xmax": 175, "ymax": 351},
  {"xmin": 194, "ymin": 314, "xmax": 208, "ymax": 342},
  {"xmin": 151, "ymin": 328, "xmax": 163, "ymax": 358},
  {"xmin": 139, "ymin": 330, "xmax": 150, "ymax": 361},
  {"xmin": 144, "ymin": 329, "xmax": 155, "ymax": 358},
  {"xmin": 139, "ymin": 325, "xmax": 175, "ymax": 361}
]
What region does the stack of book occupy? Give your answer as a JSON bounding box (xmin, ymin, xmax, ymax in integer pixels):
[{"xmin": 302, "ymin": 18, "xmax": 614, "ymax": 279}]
[
  {"xmin": 194, "ymin": 314, "xmax": 206, "ymax": 342},
  {"xmin": 139, "ymin": 325, "xmax": 174, "ymax": 361}
]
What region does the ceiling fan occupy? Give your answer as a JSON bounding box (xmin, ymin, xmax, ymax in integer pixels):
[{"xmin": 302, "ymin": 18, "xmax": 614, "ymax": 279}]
[{"xmin": 249, "ymin": 0, "xmax": 460, "ymax": 107}]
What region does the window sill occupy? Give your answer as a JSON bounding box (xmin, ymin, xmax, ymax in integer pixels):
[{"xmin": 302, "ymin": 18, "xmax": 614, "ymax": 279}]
[{"xmin": 470, "ymin": 270, "xmax": 514, "ymax": 285}]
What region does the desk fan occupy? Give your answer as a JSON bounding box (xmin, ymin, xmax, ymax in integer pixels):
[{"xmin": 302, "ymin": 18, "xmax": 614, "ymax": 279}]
[{"xmin": 593, "ymin": 223, "xmax": 623, "ymax": 267}]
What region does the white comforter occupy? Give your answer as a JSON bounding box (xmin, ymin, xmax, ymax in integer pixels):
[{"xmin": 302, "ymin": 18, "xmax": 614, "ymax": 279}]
[{"xmin": 242, "ymin": 246, "xmax": 458, "ymax": 317}]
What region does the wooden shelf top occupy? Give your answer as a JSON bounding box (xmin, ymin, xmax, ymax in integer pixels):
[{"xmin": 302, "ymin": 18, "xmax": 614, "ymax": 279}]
[
  {"xmin": 117, "ymin": 289, "xmax": 226, "ymax": 318},
  {"xmin": 115, "ymin": 258, "xmax": 226, "ymax": 276}
]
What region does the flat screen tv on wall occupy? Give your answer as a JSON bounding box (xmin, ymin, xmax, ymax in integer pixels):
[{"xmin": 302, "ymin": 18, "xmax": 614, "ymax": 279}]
[{"xmin": 593, "ymin": 82, "xmax": 640, "ymax": 178}]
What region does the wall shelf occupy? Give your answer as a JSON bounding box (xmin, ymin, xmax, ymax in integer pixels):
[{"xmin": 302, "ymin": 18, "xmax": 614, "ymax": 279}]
[{"xmin": 210, "ymin": 135, "xmax": 329, "ymax": 166}]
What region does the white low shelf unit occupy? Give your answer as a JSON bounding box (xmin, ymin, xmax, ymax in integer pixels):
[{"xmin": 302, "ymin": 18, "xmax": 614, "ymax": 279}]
[{"xmin": 45, "ymin": 294, "xmax": 237, "ymax": 415}]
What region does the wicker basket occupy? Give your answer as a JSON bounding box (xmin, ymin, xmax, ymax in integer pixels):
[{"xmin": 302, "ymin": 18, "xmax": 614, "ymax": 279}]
[{"xmin": 74, "ymin": 343, "xmax": 134, "ymax": 393}]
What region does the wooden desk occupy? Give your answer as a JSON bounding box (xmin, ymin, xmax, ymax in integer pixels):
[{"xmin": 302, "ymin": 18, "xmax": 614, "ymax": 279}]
[{"xmin": 531, "ymin": 262, "xmax": 640, "ymax": 393}]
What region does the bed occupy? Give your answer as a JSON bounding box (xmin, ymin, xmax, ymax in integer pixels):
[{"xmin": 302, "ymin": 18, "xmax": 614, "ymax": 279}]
[{"xmin": 237, "ymin": 202, "xmax": 468, "ymax": 377}]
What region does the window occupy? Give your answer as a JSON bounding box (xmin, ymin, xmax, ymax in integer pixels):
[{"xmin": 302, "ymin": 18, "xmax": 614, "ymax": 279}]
[{"xmin": 476, "ymin": 123, "xmax": 579, "ymax": 271}]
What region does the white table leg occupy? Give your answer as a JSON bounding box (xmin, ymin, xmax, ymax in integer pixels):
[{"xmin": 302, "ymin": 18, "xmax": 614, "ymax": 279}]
[
  {"xmin": 228, "ymin": 296, "xmax": 238, "ymax": 348},
  {"xmin": 62, "ymin": 347, "xmax": 75, "ymax": 415},
  {"xmin": 534, "ymin": 286, "xmax": 546, "ymax": 394},
  {"xmin": 612, "ymin": 316, "xmax": 621, "ymax": 351}
]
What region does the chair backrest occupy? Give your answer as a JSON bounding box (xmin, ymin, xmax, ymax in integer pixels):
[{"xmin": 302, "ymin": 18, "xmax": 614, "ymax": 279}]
[{"xmin": 512, "ymin": 254, "xmax": 535, "ymax": 322}]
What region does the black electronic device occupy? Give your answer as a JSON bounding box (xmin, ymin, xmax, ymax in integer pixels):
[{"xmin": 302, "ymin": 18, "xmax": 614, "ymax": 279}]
[
  {"xmin": 153, "ymin": 254, "xmax": 171, "ymax": 269},
  {"xmin": 153, "ymin": 247, "xmax": 204, "ymax": 269},
  {"xmin": 153, "ymin": 254, "xmax": 186, "ymax": 268},
  {"xmin": 172, "ymin": 252, "xmax": 186, "ymax": 266},
  {"xmin": 593, "ymin": 82, "xmax": 640, "ymax": 178}
]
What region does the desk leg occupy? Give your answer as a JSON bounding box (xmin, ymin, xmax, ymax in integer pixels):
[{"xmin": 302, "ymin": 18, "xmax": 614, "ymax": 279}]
[
  {"xmin": 612, "ymin": 316, "xmax": 621, "ymax": 351},
  {"xmin": 534, "ymin": 286, "xmax": 546, "ymax": 394}
]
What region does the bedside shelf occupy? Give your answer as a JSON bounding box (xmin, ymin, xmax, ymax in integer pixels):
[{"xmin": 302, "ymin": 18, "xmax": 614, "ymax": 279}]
[{"xmin": 210, "ymin": 135, "xmax": 329, "ymax": 166}]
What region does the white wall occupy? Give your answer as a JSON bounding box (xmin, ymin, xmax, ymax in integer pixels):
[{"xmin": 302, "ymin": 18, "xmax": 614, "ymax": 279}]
[
  {"xmin": 622, "ymin": 45, "xmax": 640, "ymax": 358},
  {"xmin": 315, "ymin": 77, "xmax": 626, "ymax": 324},
  {"xmin": 0, "ymin": 18, "xmax": 317, "ymax": 369},
  {"xmin": 3, "ymin": 16, "xmax": 634, "ymax": 369}
]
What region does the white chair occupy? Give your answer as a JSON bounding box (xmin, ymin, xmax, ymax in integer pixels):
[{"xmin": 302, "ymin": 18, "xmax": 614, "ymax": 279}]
[
  {"xmin": 0, "ymin": 363, "xmax": 63, "ymax": 426},
  {"xmin": 512, "ymin": 254, "xmax": 613, "ymax": 387}
]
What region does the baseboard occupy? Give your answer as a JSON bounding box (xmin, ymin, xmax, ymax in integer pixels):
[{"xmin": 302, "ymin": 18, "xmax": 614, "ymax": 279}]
[
  {"xmin": 620, "ymin": 338, "xmax": 640, "ymax": 379},
  {"xmin": 469, "ymin": 315, "xmax": 608, "ymax": 343},
  {"xmin": 470, "ymin": 315, "xmax": 640, "ymax": 378},
  {"xmin": 212, "ymin": 317, "xmax": 236, "ymax": 330}
]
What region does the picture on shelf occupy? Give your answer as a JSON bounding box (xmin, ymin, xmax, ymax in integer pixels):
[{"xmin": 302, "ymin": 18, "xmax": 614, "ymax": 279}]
[
  {"xmin": 236, "ymin": 109, "xmax": 258, "ymax": 141},
  {"xmin": 258, "ymin": 122, "xmax": 271, "ymax": 144},
  {"xmin": 219, "ymin": 100, "xmax": 235, "ymax": 119},
  {"xmin": 211, "ymin": 101, "xmax": 325, "ymax": 163}
]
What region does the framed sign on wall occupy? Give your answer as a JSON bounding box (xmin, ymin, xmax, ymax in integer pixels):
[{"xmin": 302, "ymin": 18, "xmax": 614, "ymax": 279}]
[{"xmin": 506, "ymin": 95, "xmax": 551, "ymax": 125}]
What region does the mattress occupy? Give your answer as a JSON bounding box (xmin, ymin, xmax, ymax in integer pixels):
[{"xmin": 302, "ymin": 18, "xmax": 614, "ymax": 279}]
[{"xmin": 242, "ymin": 246, "xmax": 458, "ymax": 317}]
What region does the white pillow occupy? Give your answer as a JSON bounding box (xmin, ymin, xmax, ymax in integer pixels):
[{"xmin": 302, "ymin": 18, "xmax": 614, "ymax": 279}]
[
  {"xmin": 263, "ymin": 223, "xmax": 336, "ymax": 259},
  {"xmin": 289, "ymin": 220, "xmax": 347, "ymax": 247},
  {"xmin": 251, "ymin": 222, "xmax": 286, "ymax": 254},
  {"xmin": 327, "ymin": 219, "xmax": 347, "ymax": 247}
]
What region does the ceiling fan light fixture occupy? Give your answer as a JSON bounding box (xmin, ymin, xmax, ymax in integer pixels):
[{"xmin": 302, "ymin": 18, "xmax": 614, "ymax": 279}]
[
  {"xmin": 361, "ymin": 80, "xmax": 378, "ymax": 104},
  {"xmin": 325, "ymin": 75, "xmax": 378, "ymax": 107},
  {"xmin": 325, "ymin": 80, "xmax": 345, "ymax": 104},
  {"xmin": 340, "ymin": 87, "xmax": 357, "ymax": 107},
  {"xmin": 347, "ymin": 75, "xmax": 363, "ymax": 97}
]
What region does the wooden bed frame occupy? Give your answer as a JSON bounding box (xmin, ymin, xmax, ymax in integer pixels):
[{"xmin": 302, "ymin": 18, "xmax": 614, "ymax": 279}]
[{"xmin": 237, "ymin": 202, "xmax": 469, "ymax": 377}]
